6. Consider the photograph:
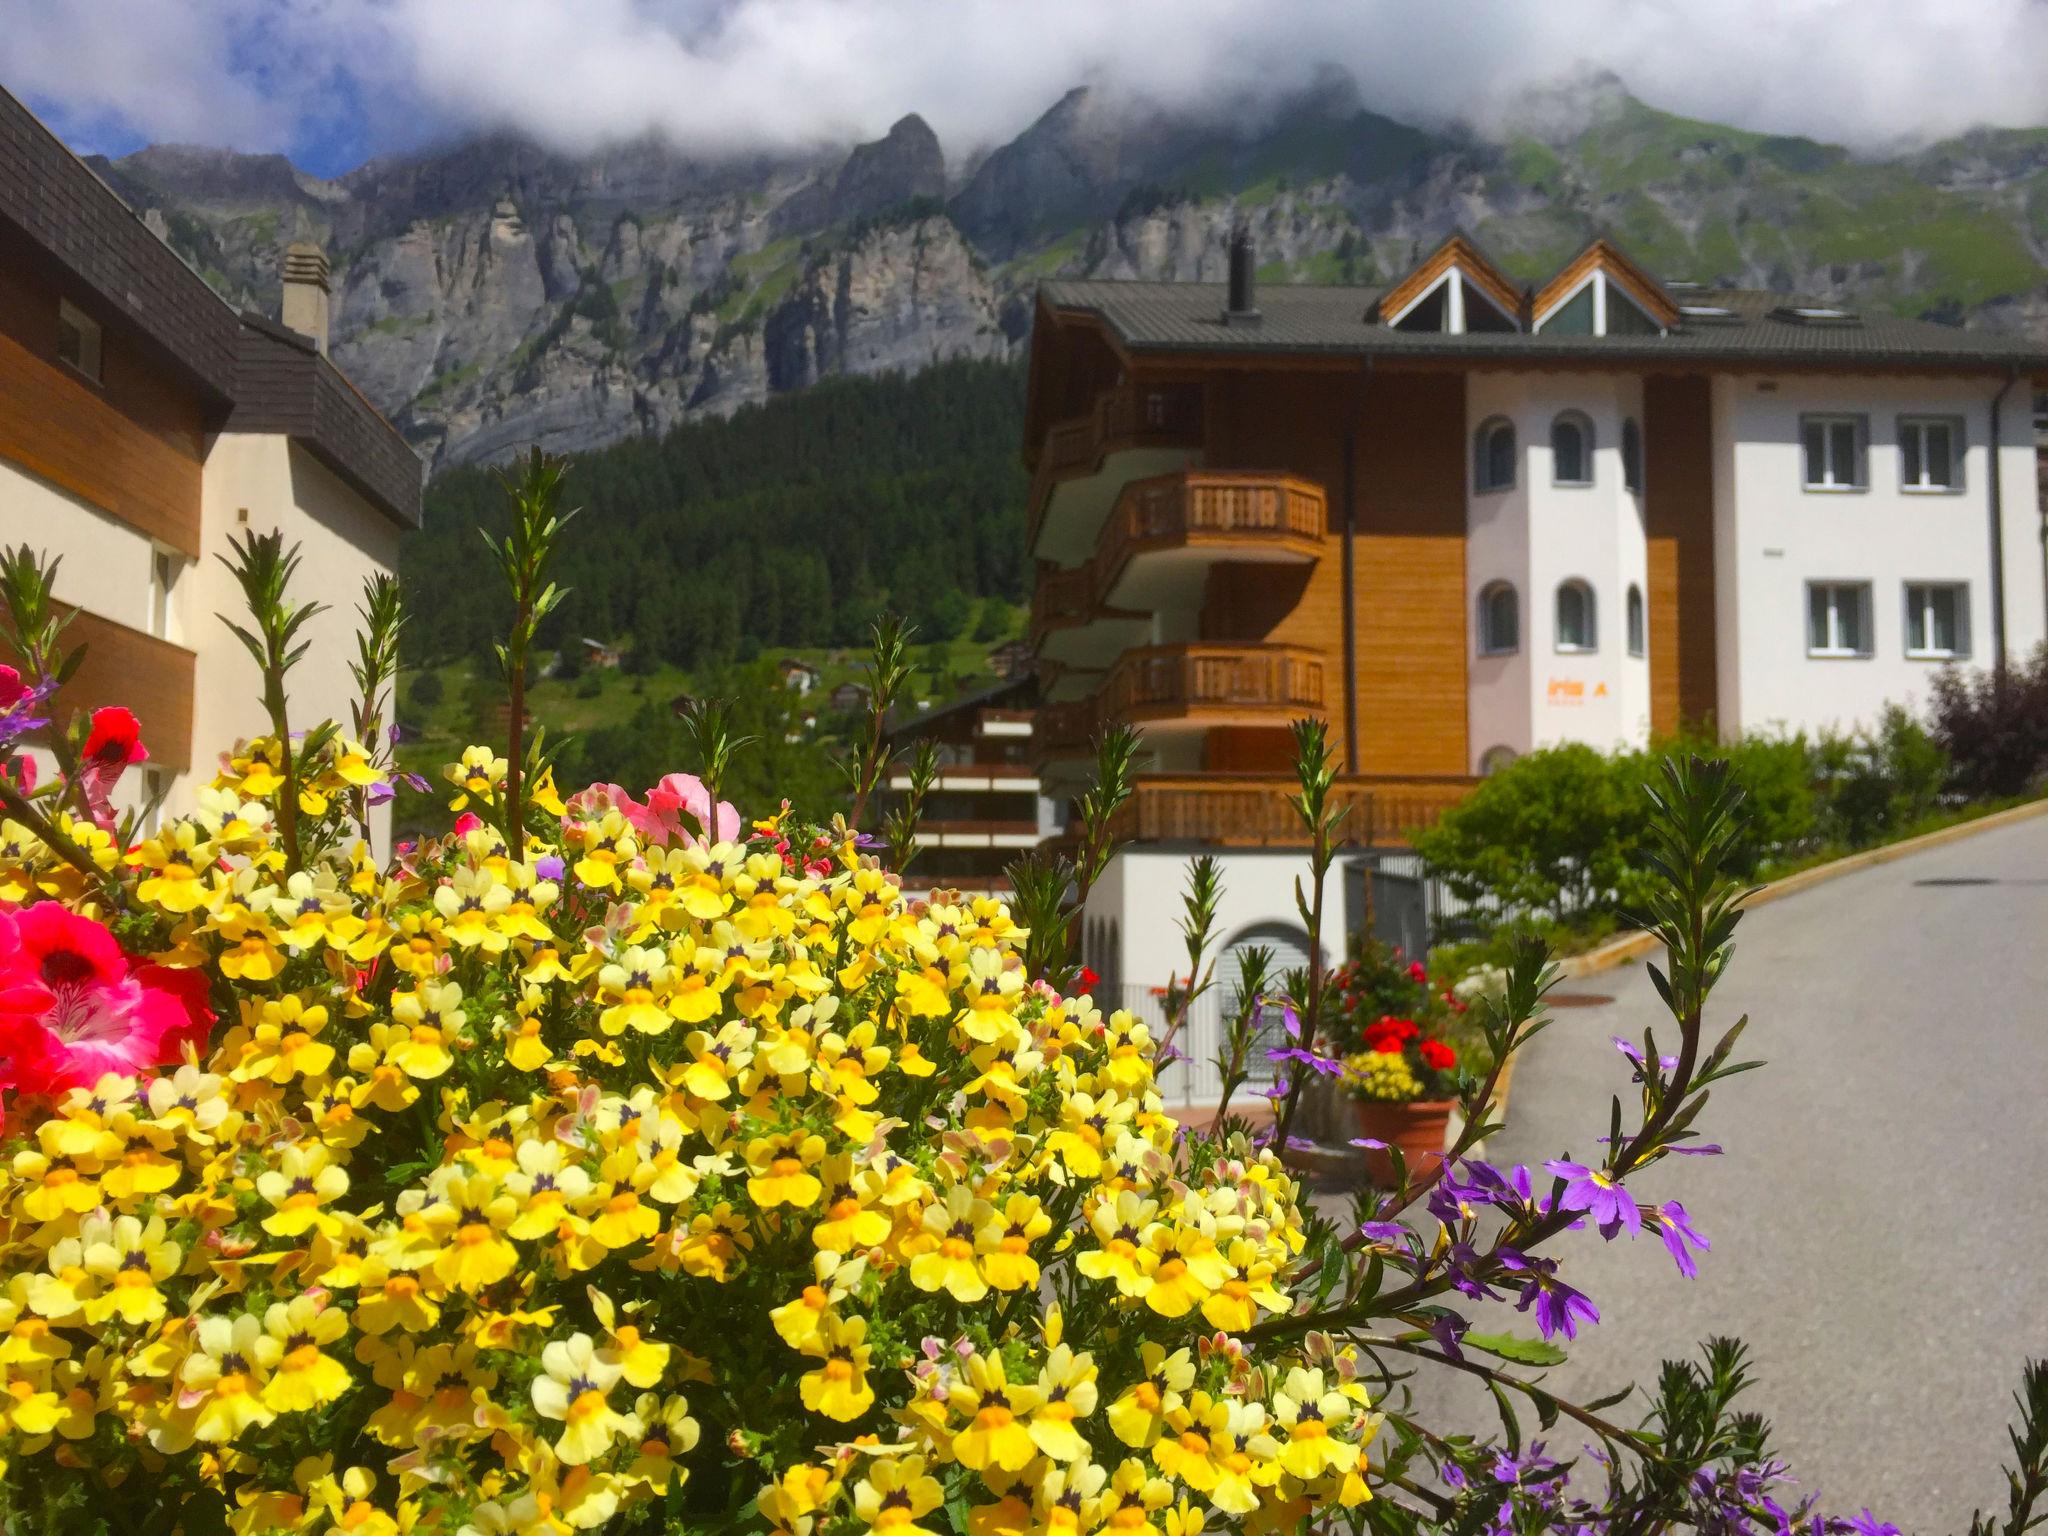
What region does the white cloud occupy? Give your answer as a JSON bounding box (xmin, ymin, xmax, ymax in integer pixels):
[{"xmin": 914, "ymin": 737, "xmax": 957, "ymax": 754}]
[{"xmin": 5, "ymin": 0, "xmax": 2044, "ymax": 169}]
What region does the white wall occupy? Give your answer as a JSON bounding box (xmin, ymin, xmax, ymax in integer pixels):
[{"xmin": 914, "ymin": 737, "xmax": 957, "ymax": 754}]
[
  {"xmin": 1465, "ymin": 373, "xmax": 1652, "ymax": 771},
  {"xmin": 1712, "ymin": 374, "xmax": 2044, "ymax": 738}
]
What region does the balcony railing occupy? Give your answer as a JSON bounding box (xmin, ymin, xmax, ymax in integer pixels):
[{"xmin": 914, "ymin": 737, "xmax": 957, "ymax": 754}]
[
  {"xmin": 1031, "ymin": 563, "xmax": 1096, "ymax": 637},
  {"xmin": 1027, "ymin": 383, "xmax": 1206, "ymax": 549},
  {"xmin": 1104, "ymin": 643, "xmax": 1324, "ymax": 723},
  {"xmin": 1037, "ymin": 698, "xmax": 1098, "ymax": 757},
  {"xmin": 1107, "ymin": 774, "xmax": 1477, "ymax": 848}
]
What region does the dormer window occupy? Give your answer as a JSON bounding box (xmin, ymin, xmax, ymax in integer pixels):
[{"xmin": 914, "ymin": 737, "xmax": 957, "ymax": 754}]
[
  {"xmin": 1533, "ymin": 269, "xmax": 1666, "ymax": 337},
  {"xmin": 1390, "ymin": 270, "xmax": 1518, "ymax": 334}
]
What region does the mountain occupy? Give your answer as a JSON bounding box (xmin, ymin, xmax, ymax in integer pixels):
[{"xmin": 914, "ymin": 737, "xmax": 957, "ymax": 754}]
[{"xmin": 88, "ymin": 75, "xmax": 2048, "ymax": 468}]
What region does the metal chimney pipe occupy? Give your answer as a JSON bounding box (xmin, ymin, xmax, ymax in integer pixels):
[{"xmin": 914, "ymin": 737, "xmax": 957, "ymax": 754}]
[{"xmin": 1224, "ymin": 220, "xmax": 1260, "ymax": 324}]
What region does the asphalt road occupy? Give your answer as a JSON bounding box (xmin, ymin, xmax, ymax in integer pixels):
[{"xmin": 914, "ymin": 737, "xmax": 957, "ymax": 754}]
[{"xmin": 1323, "ymin": 813, "xmax": 2048, "ymax": 1532}]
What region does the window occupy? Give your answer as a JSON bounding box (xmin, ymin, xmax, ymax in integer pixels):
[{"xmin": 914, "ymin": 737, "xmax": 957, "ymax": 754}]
[
  {"xmin": 1904, "ymin": 582, "xmax": 1969, "ymax": 659},
  {"xmin": 1550, "ymin": 412, "xmax": 1593, "ymax": 486},
  {"xmin": 1621, "ymin": 418, "xmax": 1643, "ymax": 494},
  {"xmin": 149, "ymin": 548, "xmax": 181, "ymax": 641},
  {"xmin": 56, "ymin": 300, "xmax": 101, "ymax": 383},
  {"xmin": 1626, "ymin": 584, "xmax": 1646, "ymax": 657},
  {"xmin": 1807, "ymin": 581, "xmax": 1873, "ymax": 657},
  {"xmin": 1474, "ymin": 417, "xmax": 1516, "ymax": 493},
  {"xmin": 1555, "ymin": 580, "xmax": 1597, "ymax": 652},
  {"xmin": 1898, "ymin": 416, "xmax": 1961, "ymax": 492},
  {"xmin": 1801, "ymin": 415, "xmax": 1865, "ymax": 490},
  {"xmin": 1477, "ymin": 582, "xmax": 1519, "ymax": 656}
]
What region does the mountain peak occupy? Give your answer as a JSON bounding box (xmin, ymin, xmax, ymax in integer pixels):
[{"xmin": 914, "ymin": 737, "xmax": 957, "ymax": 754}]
[{"xmin": 828, "ymin": 112, "xmax": 946, "ymax": 222}]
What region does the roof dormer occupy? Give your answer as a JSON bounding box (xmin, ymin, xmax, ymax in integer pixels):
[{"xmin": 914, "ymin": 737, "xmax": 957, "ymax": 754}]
[
  {"xmin": 1370, "ymin": 234, "xmax": 1523, "ymax": 334},
  {"xmin": 1530, "ymin": 239, "xmax": 1680, "ymax": 337}
]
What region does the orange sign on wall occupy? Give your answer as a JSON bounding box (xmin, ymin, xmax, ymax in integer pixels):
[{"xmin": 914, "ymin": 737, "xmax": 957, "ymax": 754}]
[{"xmin": 1546, "ymin": 678, "xmax": 1610, "ymax": 706}]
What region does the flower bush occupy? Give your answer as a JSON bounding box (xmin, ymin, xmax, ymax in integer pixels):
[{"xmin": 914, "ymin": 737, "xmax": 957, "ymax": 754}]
[
  {"xmin": 0, "ymin": 460, "xmax": 2042, "ymax": 1536},
  {"xmin": 1324, "ymin": 943, "xmax": 1461, "ymax": 1103}
]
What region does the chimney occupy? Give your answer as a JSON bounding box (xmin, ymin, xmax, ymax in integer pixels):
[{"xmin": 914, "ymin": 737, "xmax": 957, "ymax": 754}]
[
  {"xmin": 280, "ymin": 242, "xmax": 331, "ymax": 355},
  {"xmin": 1223, "ymin": 220, "xmax": 1260, "ymax": 325}
]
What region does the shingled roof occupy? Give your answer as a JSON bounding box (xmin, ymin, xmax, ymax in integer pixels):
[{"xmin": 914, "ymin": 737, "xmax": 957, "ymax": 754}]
[{"xmin": 1039, "ymin": 279, "xmax": 2048, "ymax": 372}]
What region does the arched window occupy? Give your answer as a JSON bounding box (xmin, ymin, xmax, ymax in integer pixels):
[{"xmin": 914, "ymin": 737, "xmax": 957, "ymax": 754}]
[
  {"xmin": 1551, "ymin": 411, "xmax": 1594, "ymax": 486},
  {"xmin": 1555, "ymin": 580, "xmax": 1597, "ymax": 652},
  {"xmin": 1477, "ymin": 581, "xmax": 1519, "ymax": 656},
  {"xmin": 1474, "ymin": 417, "xmax": 1516, "ymax": 493},
  {"xmin": 1621, "ymin": 417, "xmax": 1643, "ymax": 495},
  {"xmin": 1626, "ymin": 584, "xmax": 1646, "ymax": 657},
  {"xmin": 1479, "ymin": 745, "xmax": 1519, "ymax": 776}
]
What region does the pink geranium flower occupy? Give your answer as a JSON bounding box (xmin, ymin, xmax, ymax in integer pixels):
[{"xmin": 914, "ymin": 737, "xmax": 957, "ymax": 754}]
[
  {"xmin": 0, "ymin": 904, "xmax": 213, "ymax": 1094},
  {"xmin": 644, "ymin": 773, "xmax": 740, "ymax": 846}
]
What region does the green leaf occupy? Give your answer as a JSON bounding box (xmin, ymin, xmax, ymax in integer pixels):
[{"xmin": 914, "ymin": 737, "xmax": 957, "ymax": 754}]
[{"xmin": 1463, "ymin": 1331, "xmax": 1568, "ymax": 1366}]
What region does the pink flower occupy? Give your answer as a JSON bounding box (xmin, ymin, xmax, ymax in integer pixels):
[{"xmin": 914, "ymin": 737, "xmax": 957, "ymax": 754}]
[
  {"xmin": 644, "ymin": 773, "xmax": 740, "ymax": 846},
  {"xmin": 565, "ymin": 783, "xmax": 662, "ymax": 842},
  {"xmin": 0, "ymin": 666, "xmax": 23, "ymax": 710},
  {"xmin": 0, "ymin": 904, "xmax": 213, "ymax": 1094}
]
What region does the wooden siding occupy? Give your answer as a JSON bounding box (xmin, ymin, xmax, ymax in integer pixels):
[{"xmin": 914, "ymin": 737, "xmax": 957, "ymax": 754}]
[
  {"xmin": 1644, "ymin": 374, "xmax": 1718, "ymax": 734},
  {"xmin": 1108, "ymin": 774, "xmax": 1476, "ymax": 848},
  {"xmin": 54, "ymin": 607, "xmax": 196, "ymax": 772},
  {"xmin": 1173, "ymin": 365, "xmax": 1468, "ymax": 777},
  {"xmin": 0, "ymin": 249, "xmax": 205, "ymax": 555}
]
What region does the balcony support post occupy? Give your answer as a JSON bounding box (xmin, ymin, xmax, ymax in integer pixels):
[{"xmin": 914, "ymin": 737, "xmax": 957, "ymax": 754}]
[{"xmin": 1340, "ymin": 359, "xmax": 1370, "ymax": 773}]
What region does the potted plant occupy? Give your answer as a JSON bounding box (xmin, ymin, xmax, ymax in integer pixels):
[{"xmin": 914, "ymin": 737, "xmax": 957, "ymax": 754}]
[{"xmin": 1326, "ymin": 940, "xmax": 1463, "ymax": 1184}]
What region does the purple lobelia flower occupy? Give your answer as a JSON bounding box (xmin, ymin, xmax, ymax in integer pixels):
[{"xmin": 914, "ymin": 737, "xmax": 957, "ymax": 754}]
[
  {"xmin": 1545, "ymin": 1158, "xmax": 1642, "ymax": 1238},
  {"xmin": 1834, "ymin": 1512, "xmax": 1900, "ymax": 1536},
  {"xmin": 1651, "ymin": 1201, "xmax": 1711, "ymax": 1277},
  {"xmin": 1499, "ymin": 1251, "xmax": 1600, "ymax": 1340}
]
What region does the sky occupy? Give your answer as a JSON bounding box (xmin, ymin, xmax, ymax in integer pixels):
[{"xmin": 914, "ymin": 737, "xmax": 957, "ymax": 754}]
[{"xmin": 7, "ymin": 0, "xmax": 2045, "ymax": 178}]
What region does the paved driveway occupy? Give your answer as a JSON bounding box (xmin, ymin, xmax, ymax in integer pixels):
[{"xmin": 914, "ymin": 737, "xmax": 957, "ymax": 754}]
[{"xmin": 1326, "ymin": 814, "xmax": 2048, "ymax": 1532}]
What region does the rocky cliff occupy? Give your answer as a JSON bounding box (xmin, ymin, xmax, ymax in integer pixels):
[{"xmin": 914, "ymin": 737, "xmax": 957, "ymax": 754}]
[{"xmin": 88, "ymin": 77, "xmax": 2048, "ymax": 469}]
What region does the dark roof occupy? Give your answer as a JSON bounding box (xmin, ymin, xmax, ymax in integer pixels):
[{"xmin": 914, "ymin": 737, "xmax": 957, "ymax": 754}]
[
  {"xmin": 883, "ymin": 673, "xmax": 1037, "ymax": 743},
  {"xmin": 229, "ymin": 317, "xmax": 424, "ymax": 528},
  {"xmin": 0, "ymin": 87, "xmax": 422, "ymax": 526},
  {"xmin": 1040, "ymin": 279, "xmax": 2048, "ymax": 371}
]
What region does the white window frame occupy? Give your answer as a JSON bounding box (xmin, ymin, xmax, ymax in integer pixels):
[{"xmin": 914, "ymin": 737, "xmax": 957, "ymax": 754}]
[
  {"xmin": 1474, "ymin": 417, "xmax": 1516, "ymax": 494},
  {"xmin": 57, "ymin": 299, "xmax": 102, "ymax": 384},
  {"xmin": 1626, "ymin": 583, "xmax": 1646, "ymax": 658},
  {"xmin": 1800, "ymin": 414, "xmax": 1866, "ymax": 492},
  {"xmin": 1903, "ymin": 581, "xmax": 1970, "ymax": 660},
  {"xmin": 1531, "ymin": 268, "xmax": 1668, "ymax": 337},
  {"xmin": 1897, "ymin": 415, "xmax": 1963, "ymax": 494},
  {"xmin": 1550, "ymin": 411, "xmax": 1595, "ymax": 487},
  {"xmin": 1389, "ymin": 265, "xmax": 1519, "ymax": 335},
  {"xmin": 1806, "ymin": 581, "xmax": 1874, "ymax": 658},
  {"xmin": 1554, "ymin": 579, "xmax": 1598, "ymax": 654},
  {"xmin": 1476, "ymin": 581, "xmax": 1519, "ymax": 656}
]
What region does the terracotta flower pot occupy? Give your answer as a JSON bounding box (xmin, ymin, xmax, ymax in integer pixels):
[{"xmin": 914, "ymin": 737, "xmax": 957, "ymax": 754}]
[{"xmin": 1351, "ymin": 1096, "xmax": 1455, "ymax": 1186}]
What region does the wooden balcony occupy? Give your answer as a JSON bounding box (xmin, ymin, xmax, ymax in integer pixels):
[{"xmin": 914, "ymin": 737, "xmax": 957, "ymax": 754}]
[
  {"xmin": 55, "ymin": 609, "xmax": 197, "ymax": 772},
  {"xmin": 1037, "ymin": 698, "xmax": 1098, "ymax": 759},
  {"xmin": 1107, "ymin": 774, "xmax": 1477, "ymax": 848},
  {"xmin": 1027, "ymin": 384, "xmax": 1206, "ymax": 561},
  {"xmin": 1104, "ymin": 643, "xmax": 1324, "ymax": 728}
]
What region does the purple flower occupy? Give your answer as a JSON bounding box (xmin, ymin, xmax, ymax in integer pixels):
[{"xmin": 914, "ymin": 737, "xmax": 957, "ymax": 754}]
[
  {"xmin": 1834, "ymin": 1512, "xmax": 1899, "ymax": 1536},
  {"xmin": 1666, "ymin": 1140, "xmax": 1724, "ymax": 1156},
  {"xmin": 1266, "ymin": 1043, "xmax": 1342, "ymax": 1076},
  {"xmin": 1612, "ymin": 1035, "xmax": 1678, "ymax": 1076},
  {"xmin": 1500, "ymin": 1252, "xmax": 1600, "ymax": 1341},
  {"xmin": 535, "ymin": 854, "xmax": 566, "ymax": 882},
  {"xmin": 1651, "ymin": 1201, "xmax": 1710, "ymax": 1278},
  {"xmin": 1445, "ymin": 1239, "xmax": 1502, "ymax": 1301},
  {"xmin": 1348, "ymin": 1136, "xmax": 1388, "ymax": 1150},
  {"xmin": 365, "ymin": 781, "xmax": 395, "ymax": 806},
  {"xmin": 1357, "ymin": 1220, "xmax": 1409, "ymax": 1244},
  {"xmin": 400, "ymin": 771, "xmax": 432, "ymax": 794},
  {"xmin": 1545, "ymin": 1159, "xmax": 1642, "ymax": 1239}
]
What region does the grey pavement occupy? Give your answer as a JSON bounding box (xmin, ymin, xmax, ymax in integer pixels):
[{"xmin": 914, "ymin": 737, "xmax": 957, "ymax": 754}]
[{"xmin": 1318, "ymin": 813, "xmax": 2048, "ymax": 1533}]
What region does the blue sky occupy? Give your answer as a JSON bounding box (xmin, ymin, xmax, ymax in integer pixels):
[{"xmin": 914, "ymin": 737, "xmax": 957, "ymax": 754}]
[{"xmin": 4, "ymin": 0, "xmax": 2042, "ymax": 180}]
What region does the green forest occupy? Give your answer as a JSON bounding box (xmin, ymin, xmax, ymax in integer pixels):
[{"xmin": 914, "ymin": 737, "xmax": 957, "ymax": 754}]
[{"xmin": 401, "ymin": 357, "xmax": 1031, "ymax": 672}]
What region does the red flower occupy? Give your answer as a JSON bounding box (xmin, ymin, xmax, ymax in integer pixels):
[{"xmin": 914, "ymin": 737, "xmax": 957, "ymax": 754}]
[
  {"xmin": 1077, "ymin": 966, "xmax": 1101, "ymax": 992},
  {"xmin": 1418, "ymin": 1039, "xmax": 1456, "ymax": 1072},
  {"xmin": 0, "ymin": 904, "xmax": 213, "ymax": 1094},
  {"xmin": 83, "ymin": 707, "xmax": 147, "ymax": 767},
  {"xmin": 1407, "ymin": 961, "xmax": 1429, "ymax": 983}
]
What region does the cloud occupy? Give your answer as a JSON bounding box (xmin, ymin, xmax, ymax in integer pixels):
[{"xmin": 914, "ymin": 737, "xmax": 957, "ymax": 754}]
[{"xmin": 6, "ymin": 0, "xmax": 2043, "ymax": 173}]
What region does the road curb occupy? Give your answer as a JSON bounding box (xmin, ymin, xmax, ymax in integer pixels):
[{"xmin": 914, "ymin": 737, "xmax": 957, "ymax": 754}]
[{"xmin": 1555, "ymin": 795, "xmax": 2048, "ymax": 981}]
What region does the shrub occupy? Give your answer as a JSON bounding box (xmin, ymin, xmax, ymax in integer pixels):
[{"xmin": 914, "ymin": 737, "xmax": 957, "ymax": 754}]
[
  {"xmin": 574, "ymin": 669, "xmax": 604, "ymax": 699},
  {"xmin": 1413, "ymin": 743, "xmax": 1650, "ymax": 923},
  {"xmin": 1929, "ymin": 644, "xmax": 2048, "ymax": 798},
  {"xmin": 407, "ymin": 668, "xmax": 445, "ymax": 709}
]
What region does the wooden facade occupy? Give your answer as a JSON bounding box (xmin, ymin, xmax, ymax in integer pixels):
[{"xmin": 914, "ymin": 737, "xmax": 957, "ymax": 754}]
[
  {"xmin": 1643, "ymin": 374, "xmax": 1719, "ymax": 733},
  {"xmin": 0, "ymin": 240, "xmax": 206, "ymax": 555},
  {"xmin": 56, "ymin": 608, "xmax": 196, "ymax": 772}
]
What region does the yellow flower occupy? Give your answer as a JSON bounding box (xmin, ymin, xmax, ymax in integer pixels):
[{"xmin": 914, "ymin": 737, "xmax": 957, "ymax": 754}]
[
  {"xmin": 80, "ymin": 1212, "xmax": 181, "ymax": 1326},
  {"xmin": 852, "ymin": 1454, "xmax": 944, "ymax": 1536},
  {"xmin": 948, "ymin": 1352, "xmax": 1043, "ymax": 1472},
  {"xmin": 531, "ymin": 1332, "xmax": 634, "ymax": 1466},
  {"xmin": 1107, "ymin": 1344, "xmax": 1194, "ymax": 1449},
  {"xmin": 625, "ymin": 1391, "xmax": 700, "ymax": 1494},
  {"xmin": 1029, "ymin": 1344, "xmax": 1099, "ymax": 1462},
  {"xmin": 418, "ymin": 1170, "xmax": 519, "ymax": 1292},
  {"xmin": 1270, "ymin": 1367, "xmax": 1360, "ymax": 1481},
  {"xmin": 1075, "ymin": 1191, "xmax": 1159, "ymax": 1298},
  {"xmin": 978, "ymin": 1193, "xmax": 1052, "ymax": 1292},
  {"xmin": 261, "ymin": 1295, "xmax": 352, "ymax": 1412},
  {"xmin": 908, "ymin": 1182, "xmax": 994, "ymax": 1303},
  {"xmin": 959, "ymin": 946, "xmax": 1024, "ymax": 1043},
  {"xmin": 745, "ymin": 1133, "xmax": 827, "ymax": 1209},
  {"xmin": 811, "ymin": 1156, "xmax": 891, "ymax": 1254},
  {"xmin": 1101, "ymin": 1459, "xmax": 1173, "ymax": 1534},
  {"xmin": 797, "ymin": 1311, "xmax": 875, "ymax": 1422},
  {"xmin": 503, "ymin": 1138, "xmax": 594, "ymax": 1241},
  {"xmin": 255, "ymin": 1142, "xmax": 350, "ymax": 1239},
  {"xmin": 597, "ymin": 945, "xmax": 675, "ymax": 1036},
  {"xmin": 1200, "ymin": 1240, "xmax": 1290, "ymax": 1333},
  {"xmin": 175, "ymin": 1313, "xmax": 279, "ymax": 1444}
]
